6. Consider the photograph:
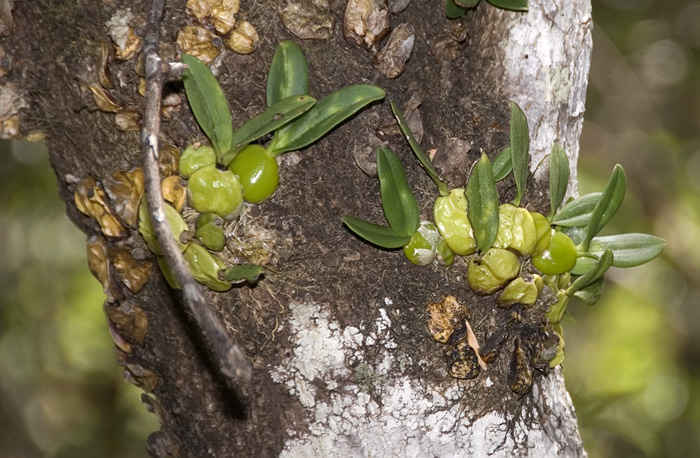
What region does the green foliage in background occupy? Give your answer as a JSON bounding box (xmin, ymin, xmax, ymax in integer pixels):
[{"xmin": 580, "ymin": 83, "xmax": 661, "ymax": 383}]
[
  {"xmin": 0, "ymin": 139, "xmax": 157, "ymax": 458},
  {"xmin": 565, "ymin": 1, "xmax": 700, "ymax": 457}
]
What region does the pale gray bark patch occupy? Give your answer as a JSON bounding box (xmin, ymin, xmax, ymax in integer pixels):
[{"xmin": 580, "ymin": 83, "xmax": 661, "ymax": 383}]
[
  {"xmin": 272, "ymin": 301, "xmax": 586, "ymax": 457},
  {"xmin": 474, "ymin": 0, "xmax": 593, "ymax": 198}
]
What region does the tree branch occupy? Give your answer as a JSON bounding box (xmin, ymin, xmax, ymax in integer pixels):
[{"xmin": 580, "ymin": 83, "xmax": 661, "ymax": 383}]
[{"xmin": 141, "ymin": 0, "xmax": 251, "ymax": 382}]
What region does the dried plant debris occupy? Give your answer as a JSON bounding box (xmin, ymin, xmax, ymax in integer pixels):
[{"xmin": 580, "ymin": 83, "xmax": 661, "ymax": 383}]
[
  {"xmin": 146, "ymin": 429, "xmax": 181, "ymax": 458},
  {"xmin": 105, "ymin": 9, "xmax": 143, "ymax": 61},
  {"xmin": 74, "ymin": 177, "xmax": 129, "ymax": 238},
  {"xmin": 389, "ymin": 0, "xmax": 411, "ymax": 13},
  {"xmin": 508, "ymin": 337, "xmax": 533, "ymax": 396},
  {"xmin": 115, "ymin": 109, "xmax": 141, "ymax": 132},
  {"xmin": 519, "ymin": 325, "xmax": 559, "ymax": 372},
  {"xmin": 88, "ymin": 84, "xmax": 123, "ymax": 113},
  {"xmin": 344, "ymin": 0, "xmax": 391, "ymax": 50},
  {"xmin": 86, "ymin": 236, "xmax": 114, "ymax": 298},
  {"xmin": 0, "ymin": 0, "xmax": 13, "ymax": 38},
  {"xmin": 161, "ymin": 175, "xmax": 187, "ymax": 212},
  {"xmin": 425, "ymin": 294, "xmax": 486, "ymax": 380},
  {"xmin": 160, "ymin": 93, "xmax": 183, "ymax": 119},
  {"xmin": 87, "ymin": 234, "xmax": 152, "ymax": 301},
  {"xmin": 104, "ymin": 303, "xmax": 149, "ymax": 346},
  {"xmin": 225, "ymin": 20, "xmax": 259, "ymax": 55},
  {"xmin": 0, "ymin": 82, "xmax": 28, "ymax": 139},
  {"xmin": 427, "ymin": 294, "xmax": 557, "ymax": 392},
  {"xmin": 176, "ymin": 25, "xmax": 221, "ymax": 64},
  {"xmin": 108, "ymin": 320, "xmax": 134, "ymax": 353},
  {"xmin": 279, "ymin": 0, "xmax": 334, "ymax": 40},
  {"xmin": 158, "ymin": 145, "xmax": 181, "ymax": 176},
  {"xmin": 110, "ymin": 246, "xmax": 153, "ymax": 294},
  {"xmin": 122, "ymin": 363, "xmax": 159, "ymax": 393},
  {"xmin": 446, "ymin": 340, "xmax": 482, "ymax": 380},
  {"xmin": 101, "ymin": 168, "xmax": 145, "ymax": 227},
  {"xmin": 372, "ymin": 23, "xmax": 414, "ymax": 78},
  {"xmin": 209, "ymin": 2, "xmax": 238, "ymax": 35},
  {"xmin": 186, "ymin": 0, "xmax": 240, "ymax": 35},
  {"xmin": 98, "ymin": 41, "xmax": 115, "ymax": 89},
  {"xmin": 427, "ymin": 295, "xmax": 469, "ymax": 344},
  {"xmin": 479, "ymin": 327, "xmax": 508, "ymax": 364}
]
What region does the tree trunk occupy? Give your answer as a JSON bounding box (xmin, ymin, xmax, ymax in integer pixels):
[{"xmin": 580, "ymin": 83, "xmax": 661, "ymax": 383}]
[{"xmin": 2, "ymin": 0, "xmax": 591, "ymax": 456}]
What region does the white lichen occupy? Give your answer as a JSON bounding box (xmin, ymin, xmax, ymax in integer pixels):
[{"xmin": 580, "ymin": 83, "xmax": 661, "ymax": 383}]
[
  {"xmin": 105, "ymin": 9, "xmax": 134, "ymax": 50},
  {"xmin": 271, "ymin": 301, "xmax": 578, "ymax": 457},
  {"xmin": 497, "ymin": 1, "xmax": 592, "ymax": 195}
]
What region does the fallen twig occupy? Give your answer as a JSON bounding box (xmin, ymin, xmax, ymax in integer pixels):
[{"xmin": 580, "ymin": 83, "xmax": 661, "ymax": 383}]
[{"xmin": 141, "ymin": 0, "xmax": 251, "ymax": 382}]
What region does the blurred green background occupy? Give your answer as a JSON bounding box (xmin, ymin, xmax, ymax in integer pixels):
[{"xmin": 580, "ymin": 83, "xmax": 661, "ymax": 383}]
[
  {"xmin": 0, "ymin": 0, "xmax": 697, "ymax": 456},
  {"xmin": 564, "ymin": 0, "xmax": 700, "ymax": 456},
  {"xmin": 0, "ymin": 139, "xmax": 159, "ymax": 458}
]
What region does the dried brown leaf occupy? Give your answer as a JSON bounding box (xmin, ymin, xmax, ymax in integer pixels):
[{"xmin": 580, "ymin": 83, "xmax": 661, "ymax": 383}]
[
  {"xmin": 344, "ymin": 0, "xmax": 390, "ymax": 49},
  {"xmin": 372, "ymin": 23, "xmax": 414, "ymax": 78}
]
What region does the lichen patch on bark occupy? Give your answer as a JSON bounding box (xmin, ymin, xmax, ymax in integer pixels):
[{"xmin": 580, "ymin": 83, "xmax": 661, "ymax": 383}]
[{"xmin": 271, "ymin": 300, "xmax": 578, "ymax": 457}]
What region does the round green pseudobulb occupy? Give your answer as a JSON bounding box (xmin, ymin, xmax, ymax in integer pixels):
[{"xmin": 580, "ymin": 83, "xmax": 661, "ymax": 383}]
[
  {"xmin": 228, "ymin": 144, "xmax": 279, "ymax": 204},
  {"xmin": 532, "ymin": 230, "xmax": 577, "ymax": 275},
  {"xmin": 467, "ymin": 248, "xmax": 521, "ymax": 295},
  {"xmin": 187, "ymin": 165, "xmax": 243, "ymax": 219},
  {"xmin": 434, "ymin": 188, "xmax": 476, "ymax": 256},
  {"xmin": 403, "ymin": 221, "xmax": 440, "ymax": 266},
  {"xmin": 138, "ymin": 198, "xmax": 189, "ymax": 255},
  {"xmin": 194, "ymin": 213, "xmax": 225, "ymax": 252},
  {"xmin": 179, "ymin": 144, "xmax": 217, "ymax": 177},
  {"xmin": 530, "ymin": 211, "xmax": 552, "ymax": 256},
  {"xmin": 493, "ymin": 203, "xmax": 537, "ymax": 255},
  {"xmin": 183, "ymin": 243, "xmax": 231, "ymax": 292},
  {"xmin": 498, "ymin": 274, "xmax": 543, "ymax": 306}
]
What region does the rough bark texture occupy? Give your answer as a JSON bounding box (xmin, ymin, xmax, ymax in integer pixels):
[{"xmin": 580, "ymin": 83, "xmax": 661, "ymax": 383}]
[{"xmin": 2, "ymin": 0, "xmax": 591, "ymax": 456}]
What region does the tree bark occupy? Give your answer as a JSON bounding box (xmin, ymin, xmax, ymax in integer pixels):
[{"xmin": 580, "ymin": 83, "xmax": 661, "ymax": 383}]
[{"xmin": 2, "ymin": 0, "xmax": 591, "ymax": 456}]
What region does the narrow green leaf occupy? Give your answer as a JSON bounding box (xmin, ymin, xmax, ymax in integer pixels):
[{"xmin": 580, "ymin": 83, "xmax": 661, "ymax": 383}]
[
  {"xmin": 181, "ymin": 54, "xmax": 233, "ymax": 159},
  {"xmin": 487, "ymin": 0, "xmax": 528, "ymax": 11},
  {"xmin": 391, "ymin": 101, "xmax": 448, "ymax": 197},
  {"xmin": 561, "ymin": 225, "xmax": 587, "ymax": 246},
  {"xmin": 222, "ymin": 95, "xmax": 316, "ymax": 165},
  {"xmin": 267, "ymin": 41, "xmax": 309, "ymax": 107},
  {"xmin": 376, "ymin": 147, "xmax": 420, "ymax": 237},
  {"xmin": 342, "ymin": 216, "xmax": 412, "ymax": 249},
  {"xmin": 492, "ymin": 147, "xmax": 512, "ymax": 182},
  {"xmin": 570, "ymin": 256, "xmax": 595, "ymax": 276},
  {"xmin": 548, "ymin": 143, "xmax": 570, "ymax": 219},
  {"xmin": 551, "ymin": 193, "xmax": 601, "ymax": 227},
  {"xmin": 567, "ymin": 250, "xmax": 613, "ymax": 295},
  {"xmin": 466, "ymin": 152, "xmax": 500, "ymax": 252},
  {"xmin": 446, "ymin": 0, "xmax": 470, "ymax": 18},
  {"xmin": 270, "ymin": 85, "xmax": 385, "ymax": 155},
  {"xmin": 588, "ymin": 233, "xmax": 666, "ymax": 267},
  {"xmin": 510, "ymin": 101, "xmax": 529, "ymax": 206},
  {"xmin": 583, "ymin": 164, "xmax": 626, "ymax": 250},
  {"xmin": 232, "ymin": 95, "xmax": 316, "ymax": 148},
  {"xmin": 455, "ymin": 0, "xmax": 481, "ymax": 6},
  {"xmin": 222, "ymin": 264, "xmax": 266, "ymax": 284},
  {"xmin": 573, "ymin": 277, "xmax": 605, "ymax": 306}
]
